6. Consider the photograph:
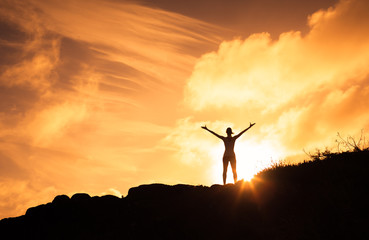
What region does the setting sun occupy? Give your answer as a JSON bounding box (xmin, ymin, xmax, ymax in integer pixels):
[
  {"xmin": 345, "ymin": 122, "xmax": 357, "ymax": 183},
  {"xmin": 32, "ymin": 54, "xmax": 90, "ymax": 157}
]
[
  {"xmin": 236, "ymin": 140, "xmax": 282, "ymax": 181},
  {"xmin": 210, "ymin": 139, "xmax": 282, "ymax": 183}
]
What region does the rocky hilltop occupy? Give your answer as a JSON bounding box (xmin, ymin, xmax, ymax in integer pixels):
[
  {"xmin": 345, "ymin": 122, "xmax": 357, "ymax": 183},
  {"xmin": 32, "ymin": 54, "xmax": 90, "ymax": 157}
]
[{"xmin": 1, "ymin": 151, "xmax": 369, "ymax": 239}]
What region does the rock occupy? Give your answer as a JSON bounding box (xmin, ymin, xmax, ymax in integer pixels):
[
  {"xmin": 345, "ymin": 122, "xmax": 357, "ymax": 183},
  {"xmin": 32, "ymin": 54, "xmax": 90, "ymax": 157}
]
[
  {"xmin": 52, "ymin": 194, "xmax": 70, "ymax": 205},
  {"xmin": 71, "ymin": 193, "xmax": 91, "ymax": 202}
]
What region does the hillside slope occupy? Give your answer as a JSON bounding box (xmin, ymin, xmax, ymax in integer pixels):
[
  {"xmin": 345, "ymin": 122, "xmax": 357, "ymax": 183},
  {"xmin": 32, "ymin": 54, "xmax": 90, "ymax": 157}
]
[{"xmin": 1, "ymin": 151, "xmax": 369, "ymax": 239}]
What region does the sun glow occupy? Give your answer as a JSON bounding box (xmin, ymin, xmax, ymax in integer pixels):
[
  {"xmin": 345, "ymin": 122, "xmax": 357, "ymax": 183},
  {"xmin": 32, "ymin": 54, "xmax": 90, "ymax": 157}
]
[{"xmin": 210, "ymin": 140, "xmax": 282, "ymax": 184}]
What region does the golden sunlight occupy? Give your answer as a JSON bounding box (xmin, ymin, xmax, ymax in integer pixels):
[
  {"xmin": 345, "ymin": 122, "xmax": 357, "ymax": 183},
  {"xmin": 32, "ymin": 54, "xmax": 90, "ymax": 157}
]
[
  {"xmin": 210, "ymin": 140, "xmax": 282, "ymax": 184},
  {"xmin": 2, "ymin": 0, "xmax": 369, "ymax": 221}
]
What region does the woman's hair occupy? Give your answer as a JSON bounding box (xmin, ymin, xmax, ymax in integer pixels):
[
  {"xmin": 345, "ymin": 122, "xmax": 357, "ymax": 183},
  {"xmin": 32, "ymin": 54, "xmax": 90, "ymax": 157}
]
[{"xmin": 226, "ymin": 127, "xmax": 233, "ymax": 135}]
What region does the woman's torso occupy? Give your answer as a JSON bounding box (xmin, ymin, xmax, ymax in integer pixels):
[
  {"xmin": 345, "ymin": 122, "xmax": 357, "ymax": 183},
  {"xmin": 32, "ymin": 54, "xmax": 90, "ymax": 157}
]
[{"xmin": 222, "ymin": 136, "xmax": 236, "ymax": 157}]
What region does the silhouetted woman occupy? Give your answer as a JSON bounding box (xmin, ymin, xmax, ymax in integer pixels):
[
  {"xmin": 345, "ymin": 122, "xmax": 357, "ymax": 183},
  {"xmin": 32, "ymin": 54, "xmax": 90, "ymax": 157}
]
[{"xmin": 202, "ymin": 123, "xmax": 255, "ymax": 185}]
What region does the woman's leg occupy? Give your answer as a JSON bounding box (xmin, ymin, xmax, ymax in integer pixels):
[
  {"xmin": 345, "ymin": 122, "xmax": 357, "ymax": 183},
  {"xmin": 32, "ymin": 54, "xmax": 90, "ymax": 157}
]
[
  {"xmin": 230, "ymin": 158, "xmax": 237, "ymax": 183},
  {"xmin": 222, "ymin": 159, "xmax": 228, "ymax": 185}
]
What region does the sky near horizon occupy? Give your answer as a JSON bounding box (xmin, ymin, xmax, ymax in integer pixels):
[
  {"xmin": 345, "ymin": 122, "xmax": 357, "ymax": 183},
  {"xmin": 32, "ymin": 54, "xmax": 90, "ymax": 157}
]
[{"xmin": 1, "ymin": 0, "xmax": 369, "ymax": 219}]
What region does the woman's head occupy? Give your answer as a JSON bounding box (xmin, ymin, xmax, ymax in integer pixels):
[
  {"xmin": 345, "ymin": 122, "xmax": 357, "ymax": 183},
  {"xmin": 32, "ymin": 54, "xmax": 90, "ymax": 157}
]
[{"xmin": 226, "ymin": 127, "xmax": 233, "ymax": 135}]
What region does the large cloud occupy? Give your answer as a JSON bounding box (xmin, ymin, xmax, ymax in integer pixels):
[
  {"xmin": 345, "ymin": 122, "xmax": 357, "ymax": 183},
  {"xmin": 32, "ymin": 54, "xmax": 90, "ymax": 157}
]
[{"xmin": 181, "ymin": 0, "xmax": 369, "ymax": 158}]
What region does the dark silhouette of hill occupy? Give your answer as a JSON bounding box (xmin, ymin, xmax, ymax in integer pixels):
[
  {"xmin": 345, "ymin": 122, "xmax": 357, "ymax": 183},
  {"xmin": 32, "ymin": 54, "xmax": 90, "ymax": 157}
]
[{"xmin": 1, "ymin": 151, "xmax": 369, "ymax": 239}]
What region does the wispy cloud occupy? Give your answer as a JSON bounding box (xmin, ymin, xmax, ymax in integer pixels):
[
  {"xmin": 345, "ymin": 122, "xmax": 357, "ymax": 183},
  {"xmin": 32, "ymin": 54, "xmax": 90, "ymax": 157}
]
[{"xmin": 0, "ymin": 0, "xmax": 222, "ymax": 218}]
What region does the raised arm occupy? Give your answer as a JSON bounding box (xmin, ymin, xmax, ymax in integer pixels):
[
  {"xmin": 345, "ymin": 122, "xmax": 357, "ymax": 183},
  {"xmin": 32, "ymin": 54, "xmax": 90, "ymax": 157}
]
[
  {"xmin": 234, "ymin": 122, "xmax": 256, "ymax": 139},
  {"xmin": 201, "ymin": 125, "xmax": 223, "ymax": 139}
]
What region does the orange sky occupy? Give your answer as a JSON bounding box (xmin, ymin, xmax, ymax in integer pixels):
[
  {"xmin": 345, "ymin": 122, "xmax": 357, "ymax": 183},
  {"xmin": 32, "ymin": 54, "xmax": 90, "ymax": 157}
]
[{"xmin": 1, "ymin": 0, "xmax": 369, "ymax": 219}]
